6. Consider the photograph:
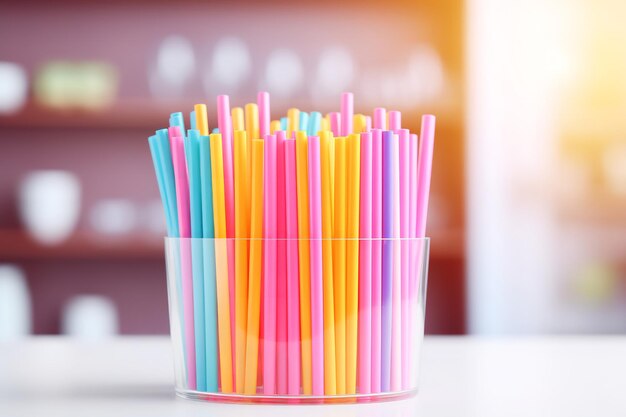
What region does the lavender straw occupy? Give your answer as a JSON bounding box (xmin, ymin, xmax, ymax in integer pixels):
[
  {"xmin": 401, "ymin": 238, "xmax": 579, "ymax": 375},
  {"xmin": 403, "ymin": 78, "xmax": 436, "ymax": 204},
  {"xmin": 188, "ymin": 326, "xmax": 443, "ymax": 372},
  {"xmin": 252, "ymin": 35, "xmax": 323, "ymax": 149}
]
[{"xmin": 381, "ymin": 130, "xmax": 394, "ymax": 391}]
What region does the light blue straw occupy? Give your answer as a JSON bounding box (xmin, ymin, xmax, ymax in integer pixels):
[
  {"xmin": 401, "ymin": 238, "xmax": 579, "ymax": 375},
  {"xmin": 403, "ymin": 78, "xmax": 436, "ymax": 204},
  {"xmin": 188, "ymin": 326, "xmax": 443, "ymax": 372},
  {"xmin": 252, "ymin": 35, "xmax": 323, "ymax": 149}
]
[
  {"xmin": 187, "ymin": 130, "xmax": 207, "ymax": 391},
  {"xmin": 148, "ymin": 135, "xmax": 174, "ymax": 236},
  {"xmin": 155, "ymin": 129, "xmax": 179, "ymax": 237},
  {"xmin": 308, "ymin": 111, "xmax": 322, "ymax": 137},
  {"xmin": 150, "ymin": 131, "xmax": 185, "ymax": 379},
  {"xmin": 199, "ymin": 134, "xmax": 219, "ymax": 392},
  {"xmin": 299, "ymin": 111, "xmax": 309, "ymax": 135},
  {"xmin": 190, "ymin": 110, "xmax": 197, "ymax": 131},
  {"xmin": 170, "ymin": 112, "xmax": 186, "ymax": 137},
  {"xmin": 170, "ymin": 112, "xmax": 190, "ymax": 166}
]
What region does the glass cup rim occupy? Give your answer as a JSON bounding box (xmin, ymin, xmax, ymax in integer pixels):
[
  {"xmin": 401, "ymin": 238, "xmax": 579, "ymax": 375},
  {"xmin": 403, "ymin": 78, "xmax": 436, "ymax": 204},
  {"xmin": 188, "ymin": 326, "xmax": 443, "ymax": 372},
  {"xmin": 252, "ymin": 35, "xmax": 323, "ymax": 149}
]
[{"xmin": 164, "ymin": 236, "xmax": 431, "ymax": 242}]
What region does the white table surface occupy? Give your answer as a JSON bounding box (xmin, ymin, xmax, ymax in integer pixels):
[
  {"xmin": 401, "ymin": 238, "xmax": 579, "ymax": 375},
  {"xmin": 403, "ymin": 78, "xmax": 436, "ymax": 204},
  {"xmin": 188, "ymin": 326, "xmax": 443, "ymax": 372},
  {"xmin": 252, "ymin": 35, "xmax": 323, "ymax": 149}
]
[{"xmin": 1, "ymin": 336, "xmax": 624, "ymax": 417}]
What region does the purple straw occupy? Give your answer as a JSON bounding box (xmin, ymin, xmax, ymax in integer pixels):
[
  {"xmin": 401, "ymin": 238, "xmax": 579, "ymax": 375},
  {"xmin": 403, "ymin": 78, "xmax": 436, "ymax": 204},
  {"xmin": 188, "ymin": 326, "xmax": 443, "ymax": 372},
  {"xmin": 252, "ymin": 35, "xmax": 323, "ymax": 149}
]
[{"xmin": 381, "ymin": 130, "xmax": 394, "ymax": 391}]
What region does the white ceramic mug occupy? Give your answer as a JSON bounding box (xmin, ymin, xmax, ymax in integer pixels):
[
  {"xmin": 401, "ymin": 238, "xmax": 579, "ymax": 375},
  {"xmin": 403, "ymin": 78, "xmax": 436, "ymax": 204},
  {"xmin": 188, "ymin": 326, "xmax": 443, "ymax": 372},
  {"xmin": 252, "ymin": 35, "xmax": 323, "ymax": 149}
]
[
  {"xmin": 0, "ymin": 62, "xmax": 28, "ymax": 114},
  {"xmin": 0, "ymin": 265, "xmax": 32, "ymax": 340},
  {"xmin": 19, "ymin": 170, "xmax": 81, "ymax": 245},
  {"xmin": 61, "ymin": 295, "xmax": 119, "ymax": 339}
]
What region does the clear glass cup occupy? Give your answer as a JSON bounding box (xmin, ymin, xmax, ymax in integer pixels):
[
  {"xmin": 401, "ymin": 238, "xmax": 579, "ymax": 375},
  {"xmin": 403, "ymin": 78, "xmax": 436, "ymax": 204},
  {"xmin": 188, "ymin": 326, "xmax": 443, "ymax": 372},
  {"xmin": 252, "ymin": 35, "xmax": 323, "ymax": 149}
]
[{"xmin": 164, "ymin": 237, "xmax": 429, "ymax": 404}]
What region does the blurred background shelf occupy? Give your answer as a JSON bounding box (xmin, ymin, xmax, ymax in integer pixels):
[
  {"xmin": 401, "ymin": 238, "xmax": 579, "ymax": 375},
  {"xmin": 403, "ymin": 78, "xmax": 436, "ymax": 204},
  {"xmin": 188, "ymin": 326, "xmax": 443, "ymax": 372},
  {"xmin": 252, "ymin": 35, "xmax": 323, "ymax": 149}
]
[
  {"xmin": 0, "ymin": 228, "xmax": 464, "ymax": 262},
  {"xmin": 0, "ymin": 230, "xmax": 163, "ymax": 261},
  {"xmin": 0, "ymin": 101, "xmax": 183, "ymax": 130},
  {"xmin": 0, "ymin": 0, "xmax": 467, "ymax": 335},
  {"xmin": 0, "ymin": 101, "xmax": 462, "ymax": 131}
]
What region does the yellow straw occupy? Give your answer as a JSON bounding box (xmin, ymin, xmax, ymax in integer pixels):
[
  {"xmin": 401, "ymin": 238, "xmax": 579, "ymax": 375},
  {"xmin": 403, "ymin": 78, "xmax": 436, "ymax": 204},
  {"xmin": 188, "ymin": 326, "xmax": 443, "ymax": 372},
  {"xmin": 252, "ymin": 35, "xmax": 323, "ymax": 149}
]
[
  {"xmin": 244, "ymin": 103, "xmax": 259, "ymax": 240},
  {"xmin": 345, "ymin": 133, "xmax": 361, "ymax": 394},
  {"xmin": 244, "ymin": 139, "xmax": 264, "ymax": 394},
  {"xmin": 245, "ymin": 103, "xmax": 260, "ymax": 178},
  {"xmin": 287, "ymin": 108, "xmax": 299, "ymax": 137},
  {"xmin": 234, "ymin": 130, "xmax": 250, "ymax": 393},
  {"xmin": 194, "ymin": 104, "xmax": 209, "ymax": 136},
  {"xmin": 232, "ymin": 107, "xmax": 245, "ymax": 132},
  {"xmin": 330, "ymin": 135, "xmax": 335, "ymax": 222},
  {"xmin": 321, "ymin": 115, "xmax": 331, "ymax": 132},
  {"xmin": 295, "ymin": 131, "xmax": 312, "ymax": 395},
  {"xmin": 210, "ymin": 133, "xmax": 233, "ymax": 393},
  {"xmin": 353, "ymin": 114, "xmax": 366, "ymax": 134},
  {"xmin": 332, "ymin": 136, "xmax": 347, "ymax": 394},
  {"xmin": 320, "ymin": 130, "xmax": 337, "ymax": 395},
  {"xmin": 270, "ymin": 120, "xmax": 281, "ymax": 134}
]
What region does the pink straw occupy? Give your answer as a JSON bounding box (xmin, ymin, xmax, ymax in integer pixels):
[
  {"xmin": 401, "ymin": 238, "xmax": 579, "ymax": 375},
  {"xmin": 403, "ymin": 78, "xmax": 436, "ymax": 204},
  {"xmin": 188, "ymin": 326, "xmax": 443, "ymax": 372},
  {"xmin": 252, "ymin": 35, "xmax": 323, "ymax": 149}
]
[
  {"xmin": 256, "ymin": 91, "xmax": 270, "ymax": 390},
  {"xmin": 388, "ymin": 111, "xmax": 401, "ymax": 131},
  {"xmin": 373, "ymin": 108, "xmax": 386, "ymax": 130},
  {"xmin": 370, "ymin": 129, "xmax": 383, "ymax": 393},
  {"xmin": 413, "ymin": 117, "xmax": 435, "ymax": 388},
  {"xmin": 285, "ymin": 139, "xmax": 301, "ymax": 395},
  {"xmin": 258, "ymin": 91, "xmax": 270, "ymax": 139},
  {"xmin": 365, "ymin": 116, "xmax": 372, "ymax": 132},
  {"xmin": 263, "ymin": 134, "xmax": 277, "ymax": 394},
  {"xmin": 408, "ymin": 132, "xmax": 419, "ymax": 385},
  {"xmin": 308, "ymin": 135, "xmax": 324, "ymax": 396},
  {"xmin": 276, "ymin": 131, "xmax": 288, "ymax": 394},
  {"xmin": 340, "ymin": 92, "xmax": 353, "ymax": 136},
  {"xmin": 168, "ymin": 125, "xmax": 182, "ymax": 139},
  {"xmin": 409, "ymin": 133, "xmax": 419, "ymax": 243},
  {"xmin": 397, "ymin": 129, "xmax": 411, "ymax": 389},
  {"xmin": 329, "ymin": 112, "xmax": 341, "ymax": 137},
  {"xmin": 169, "ymin": 134, "xmax": 196, "ymax": 390},
  {"xmin": 217, "ymin": 95, "xmax": 237, "ymax": 383},
  {"xmin": 358, "ymin": 131, "xmax": 372, "ymax": 394},
  {"xmin": 416, "ymin": 115, "xmax": 435, "ymax": 238},
  {"xmin": 390, "ymin": 133, "xmax": 401, "ymax": 391}
]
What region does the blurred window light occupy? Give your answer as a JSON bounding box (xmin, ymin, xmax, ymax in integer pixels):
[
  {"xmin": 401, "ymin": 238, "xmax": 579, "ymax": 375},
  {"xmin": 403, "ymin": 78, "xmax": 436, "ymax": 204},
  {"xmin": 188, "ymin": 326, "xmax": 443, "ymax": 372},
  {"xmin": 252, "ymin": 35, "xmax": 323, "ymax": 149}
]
[
  {"xmin": 467, "ymin": 0, "xmax": 626, "ymax": 334},
  {"xmin": 602, "ymin": 141, "xmax": 626, "ymax": 197}
]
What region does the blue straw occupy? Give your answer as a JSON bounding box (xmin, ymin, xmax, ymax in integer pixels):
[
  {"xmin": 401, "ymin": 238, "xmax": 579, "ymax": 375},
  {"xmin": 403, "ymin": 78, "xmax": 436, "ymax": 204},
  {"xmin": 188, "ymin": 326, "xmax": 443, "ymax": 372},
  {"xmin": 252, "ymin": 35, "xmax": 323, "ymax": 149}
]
[
  {"xmin": 199, "ymin": 134, "xmax": 219, "ymax": 392},
  {"xmin": 150, "ymin": 131, "xmax": 185, "ymax": 376},
  {"xmin": 148, "ymin": 135, "xmax": 174, "ymax": 236},
  {"xmin": 212, "ymin": 127, "xmax": 220, "ymax": 134},
  {"xmin": 155, "ymin": 129, "xmax": 179, "ymax": 237},
  {"xmin": 187, "ymin": 130, "xmax": 207, "ymax": 391},
  {"xmin": 187, "ymin": 130, "xmax": 204, "ymax": 237},
  {"xmin": 170, "ymin": 112, "xmax": 186, "ymax": 137},
  {"xmin": 299, "ymin": 112, "xmax": 309, "ymax": 135},
  {"xmin": 308, "ymin": 111, "xmax": 322, "ymax": 137},
  {"xmin": 190, "ymin": 110, "xmax": 197, "ymax": 131},
  {"xmin": 170, "ymin": 112, "xmax": 190, "ymax": 165},
  {"xmin": 280, "ymin": 117, "xmax": 288, "ymax": 131}
]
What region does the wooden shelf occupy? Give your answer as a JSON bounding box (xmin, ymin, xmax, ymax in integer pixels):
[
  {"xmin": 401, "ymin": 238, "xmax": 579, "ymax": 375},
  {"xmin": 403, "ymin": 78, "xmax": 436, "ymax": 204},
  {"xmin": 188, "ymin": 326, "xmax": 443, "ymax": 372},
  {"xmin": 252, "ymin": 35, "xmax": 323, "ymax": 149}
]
[
  {"xmin": 0, "ymin": 100, "xmax": 461, "ymax": 131},
  {"xmin": 0, "ymin": 230, "xmax": 164, "ymax": 261},
  {"xmin": 0, "ymin": 229, "xmax": 463, "ymax": 262},
  {"xmin": 0, "ymin": 101, "xmax": 177, "ymax": 130}
]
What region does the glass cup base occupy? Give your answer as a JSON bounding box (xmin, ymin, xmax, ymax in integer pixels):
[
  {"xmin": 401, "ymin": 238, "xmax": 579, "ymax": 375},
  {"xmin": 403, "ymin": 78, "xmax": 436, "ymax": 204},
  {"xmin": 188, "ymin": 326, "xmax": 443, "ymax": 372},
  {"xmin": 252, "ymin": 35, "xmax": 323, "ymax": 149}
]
[{"xmin": 175, "ymin": 388, "xmax": 418, "ymax": 405}]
